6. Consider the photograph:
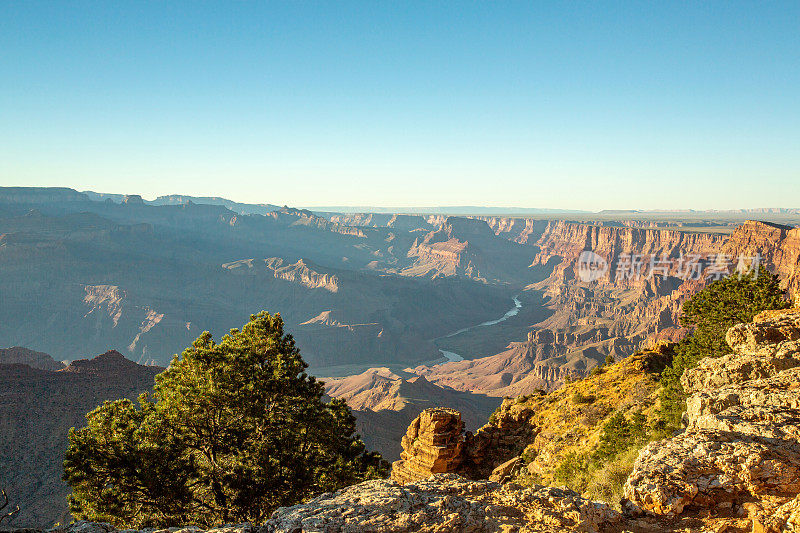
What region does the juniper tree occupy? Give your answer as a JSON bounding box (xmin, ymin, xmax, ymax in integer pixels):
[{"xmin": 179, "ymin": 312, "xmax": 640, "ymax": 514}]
[
  {"xmin": 655, "ymin": 266, "xmax": 787, "ymax": 433},
  {"xmin": 64, "ymin": 311, "xmax": 388, "ymax": 528}
]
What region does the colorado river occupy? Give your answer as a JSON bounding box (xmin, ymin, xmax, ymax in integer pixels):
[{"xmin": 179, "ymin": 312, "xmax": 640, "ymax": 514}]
[{"xmin": 435, "ymin": 295, "xmax": 522, "ymax": 362}]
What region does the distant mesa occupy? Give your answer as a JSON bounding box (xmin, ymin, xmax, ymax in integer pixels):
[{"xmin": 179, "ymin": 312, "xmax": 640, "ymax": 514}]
[
  {"xmin": 442, "ymin": 216, "xmax": 496, "ymax": 238},
  {"xmin": 122, "ymin": 194, "xmax": 145, "ymax": 205},
  {"xmin": 0, "ymin": 186, "xmax": 88, "ymax": 204},
  {"xmin": 60, "ymin": 349, "xmax": 159, "ymax": 375},
  {"xmin": 386, "ymin": 214, "xmax": 433, "ymax": 232}
]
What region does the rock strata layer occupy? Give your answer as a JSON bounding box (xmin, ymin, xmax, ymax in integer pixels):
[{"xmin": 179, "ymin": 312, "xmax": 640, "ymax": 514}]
[{"xmin": 390, "ymin": 408, "xmax": 465, "ymax": 484}]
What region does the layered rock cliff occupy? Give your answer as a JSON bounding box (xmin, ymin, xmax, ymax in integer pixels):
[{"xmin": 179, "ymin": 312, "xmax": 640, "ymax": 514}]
[
  {"xmin": 403, "ymin": 216, "xmax": 543, "ymax": 283},
  {"xmin": 722, "ymin": 220, "xmax": 800, "ymax": 298},
  {"xmin": 391, "ymin": 408, "xmax": 466, "ymax": 484},
  {"xmin": 417, "ymin": 219, "xmax": 800, "ymax": 394}
]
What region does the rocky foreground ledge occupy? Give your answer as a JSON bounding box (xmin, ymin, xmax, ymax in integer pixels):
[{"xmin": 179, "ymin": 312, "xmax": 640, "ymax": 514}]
[{"xmin": 27, "ymin": 476, "xmax": 618, "ymax": 533}]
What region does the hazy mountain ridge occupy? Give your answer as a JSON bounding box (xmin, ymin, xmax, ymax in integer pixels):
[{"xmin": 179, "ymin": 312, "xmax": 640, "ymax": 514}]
[{"xmin": 0, "ymin": 188, "xmax": 518, "ymax": 368}]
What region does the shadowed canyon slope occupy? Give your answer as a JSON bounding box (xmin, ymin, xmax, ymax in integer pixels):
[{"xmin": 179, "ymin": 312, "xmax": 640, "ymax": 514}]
[
  {"xmin": 0, "ymin": 191, "xmax": 524, "ymax": 370},
  {"xmin": 3, "ymin": 188, "xmax": 800, "ymax": 400},
  {"xmin": 0, "ymin": 350, "xmax": 161, "ymax": 527}
]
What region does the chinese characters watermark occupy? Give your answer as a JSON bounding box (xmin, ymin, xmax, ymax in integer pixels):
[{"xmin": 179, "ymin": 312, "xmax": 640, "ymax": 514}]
[{"xmin": 577, "ymin": 251, "xmax": 761, "ymax": 282}]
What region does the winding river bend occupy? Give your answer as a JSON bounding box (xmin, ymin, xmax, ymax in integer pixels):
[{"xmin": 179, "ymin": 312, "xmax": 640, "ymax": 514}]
[{"xmin": 435, "ymin": 295, "xmax": 522, "ymax": 362}]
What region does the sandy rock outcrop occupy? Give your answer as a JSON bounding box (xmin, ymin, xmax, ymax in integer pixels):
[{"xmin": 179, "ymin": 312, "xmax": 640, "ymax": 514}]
[
  {"xmin": 390, "ymin": 405, "xmax": 537, "ymax": 485},
  {"xmin": 624, "ymin": 307, "xmax": 800, "ymax": 527},
  {"xmin": 264, "ymin": 474, "xmax": 620, "ymax": 533}
]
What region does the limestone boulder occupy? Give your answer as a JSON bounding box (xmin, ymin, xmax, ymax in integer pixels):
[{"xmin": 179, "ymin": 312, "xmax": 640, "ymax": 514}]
[{"xmin": 264, "ymin": 474, "xmax": 620, "ymax": 533}]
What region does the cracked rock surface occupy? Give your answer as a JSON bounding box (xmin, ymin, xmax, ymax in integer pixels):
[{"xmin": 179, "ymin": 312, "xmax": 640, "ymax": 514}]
[{"xmin": 625, "ymin": 307, "xmax": 800, "ymax": 531}]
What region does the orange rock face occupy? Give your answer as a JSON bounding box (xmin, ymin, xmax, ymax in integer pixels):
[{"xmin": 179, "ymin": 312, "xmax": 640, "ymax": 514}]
[{"xmin": 391, "ymin": 408, "xmax": 465, "ymax": 484}]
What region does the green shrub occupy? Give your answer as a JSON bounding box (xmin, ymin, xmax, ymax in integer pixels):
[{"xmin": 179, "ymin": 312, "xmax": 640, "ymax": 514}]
[
  {"xmin": 655, "ymin": 266, "xmax": 787, "ymax": 435},
  {"xmin": 553, "ymin": 452, "xmax": 590, "ymax": 491},
  {"xmin": 571, "ymin": 391, "xmax": 595, "ymax": 404},
  {"xmin": 520, "ymin": 446, "xmax": 537, "ymax": 465},
  {"xmin": 592, "ymin": 411, "xmax": 647, "ymax": 464},
  {"xmin": 554, "ymin": 412, "xmax": 648, "ymax": 505},
  {"xmin": 64, "ymin": 312, "xmax": 389, "ymax": 528},
  {"xmin": 488, "ymin": 404, "xmax": 503, "ymax": 425}
]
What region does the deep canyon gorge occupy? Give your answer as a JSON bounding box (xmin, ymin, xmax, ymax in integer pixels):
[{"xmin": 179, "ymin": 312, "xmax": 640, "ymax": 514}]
[{"xmin": 2, "ymin": 187, "xmax": 800, "ymax": 527}]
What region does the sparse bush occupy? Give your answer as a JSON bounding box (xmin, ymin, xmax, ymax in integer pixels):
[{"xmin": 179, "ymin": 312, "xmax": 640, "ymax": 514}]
[
  {"xmin": 580, "ymin": 403, "xmax": 612, "ymax": 427},
  {"xmin": 584, "ymin": 446, "xmax": 641, "ymax": 507},
  {"xmin": 553, "ymin": 411, "xmax": 649, "ymax": 504},
  {"xmin": 571, "ymin": 391, "xmax": 595, "ymax": 404},
  {"xmin": 589, "ymin": 366, "xmax": 604, "ymax": 377},
  {"xmin": 521, "ymin": 446, "xmax": 537, "ymax": 465},
  {"xmin": 604, "ymin": 354, "xmax": 615, "ymax": 366},
  {"xmin": 553, "ymin": 452, "xmax": 590, "ymax": 492}
]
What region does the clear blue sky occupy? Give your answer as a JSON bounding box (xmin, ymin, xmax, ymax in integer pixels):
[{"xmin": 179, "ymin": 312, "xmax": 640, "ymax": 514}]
[{"xmin": 1, "ymin": 1, "xmax": 798, "ymax": 210}]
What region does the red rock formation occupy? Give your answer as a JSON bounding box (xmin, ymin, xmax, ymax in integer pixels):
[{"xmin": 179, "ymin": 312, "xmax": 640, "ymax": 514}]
[
  {"xmin": 414, "ymin": 219, "xmax": 800, "ymax": 394},
  {"xmin": 391, "ymin": 408, "xmax": 466, "ymax": 484},
  {"xmin": 722, "ymin": 220, "xmax": 800, "ymax": 298}
]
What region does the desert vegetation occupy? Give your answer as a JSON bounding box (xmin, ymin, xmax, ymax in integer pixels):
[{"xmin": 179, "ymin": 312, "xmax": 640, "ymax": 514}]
[
  {"xmin": 654, "ymin": 265, "xmax": 788, "ymax": 435},
  {"xmin": 63, "ymin": 312, "xmax": 388, "ymax": 528},
  {"xmin": 511, "ymin": 266, "xmax": 788, "ymax": 507}
]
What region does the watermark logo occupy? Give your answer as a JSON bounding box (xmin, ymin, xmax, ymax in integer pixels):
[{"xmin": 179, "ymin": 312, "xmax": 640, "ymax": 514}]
[
  {"xmin": 577, "ymin": 250, "xmax": 609, "ymax": 282},
  {"xmin": 576, "ymin": 251, "xmax": 762, "ymax": 282}
]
